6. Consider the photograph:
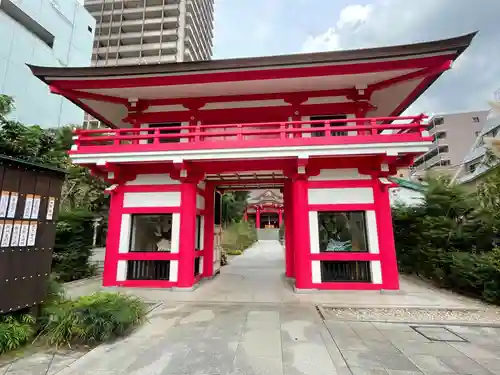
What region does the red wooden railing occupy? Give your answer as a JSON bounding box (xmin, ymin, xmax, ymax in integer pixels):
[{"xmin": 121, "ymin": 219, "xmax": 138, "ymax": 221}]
[{"xmin": 72, "ymin": 115, "xmax": 429, "ymax": 152}]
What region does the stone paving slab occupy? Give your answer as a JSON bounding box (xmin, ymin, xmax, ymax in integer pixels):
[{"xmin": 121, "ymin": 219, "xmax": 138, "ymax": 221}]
[{"xmin": 3, "ymin": 303, "xmax": 500, "ymax": 375}]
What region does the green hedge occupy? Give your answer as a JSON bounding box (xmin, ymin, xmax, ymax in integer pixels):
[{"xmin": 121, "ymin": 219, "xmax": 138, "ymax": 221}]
[
  {"xmin": 222, "ymin": 221, "xmax": 257, "ymax": 252},
  {"xmin": 0, "ymin": 314, "xmax": 35, "ymax": 354},
  {"xmin": 393, "ymin": 177, "xmax": 500, "ymax": 304},
  {"xmin": 53, "ymin": 209, "xmax": 96, "ymax": 282}
]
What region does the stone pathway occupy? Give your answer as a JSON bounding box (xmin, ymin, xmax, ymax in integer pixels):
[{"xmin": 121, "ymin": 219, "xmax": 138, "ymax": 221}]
[
  {"xmin": 3, "ymin": 303, "xmax": 500, "ymax": 374},
  {"xmin": 3, "ymin": 241, "xmax": 500, "ymax": 374}
]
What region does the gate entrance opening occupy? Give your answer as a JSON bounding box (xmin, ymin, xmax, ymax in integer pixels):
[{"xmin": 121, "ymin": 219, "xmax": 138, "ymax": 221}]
[{"xmin": 28, "ymin": 33, "xmax": 475, "ymax": 291}]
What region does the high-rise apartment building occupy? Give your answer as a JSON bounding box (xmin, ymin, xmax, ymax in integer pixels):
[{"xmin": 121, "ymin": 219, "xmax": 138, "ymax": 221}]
[
  {"xmin": 83, "ymin": 0, "xmax": 215, "ymax": 129},
  {"xmin": 84, "ymin": 0, "xmax": 214, "ymax": 67},
  {"xmin": 410, "ymin": 110, "xmax": 489, "ymax": 178},
  {"xmin": 0, "ymin": 0, "xmax": 95, "ymax": 127}
]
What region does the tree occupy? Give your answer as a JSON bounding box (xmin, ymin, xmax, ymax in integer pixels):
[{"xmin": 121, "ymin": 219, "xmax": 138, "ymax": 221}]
[
  {"xmin": 0, "ymin": 94, "xmax": 108, "ymax": 213},
  {"xmin": 221, "ymin": 191, "xmax": 249, "ymax": 224}
]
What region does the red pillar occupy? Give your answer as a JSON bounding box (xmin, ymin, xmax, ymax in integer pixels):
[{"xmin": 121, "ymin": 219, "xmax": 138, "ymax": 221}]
[
  {"xmin": 177, "ymin": 178, "xmax": 197, "ymax": 288},
  {"xmin": 103, "ymin": 188, "xmax": 124, "ymax": 286},
  {"xmin": 256, "ymin": 207, "xmax": 261, "ymax": 229},
  {"xmin": 373, "ymin": 178, "xmax": 400, "ymax": 290},
  {"xmin": 292, "ymin": 176, "xmax": 311, "ymax": 289},
  {"xmin": 202, "ymin": 183, "xmax": 215, "ymax": 277},
  {"xmin": 278, "ymin": 209, "xmax": 283, "ymax": 227},
  {"xmin": 283, "ymin": 179, "xmax": 294, "ymax": 278}
]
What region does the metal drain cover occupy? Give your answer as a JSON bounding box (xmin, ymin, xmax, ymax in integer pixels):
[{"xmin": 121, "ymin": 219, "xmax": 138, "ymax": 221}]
[{"xmin": 411, "ymin": 326, "xmax": 468, "ymax": 342}]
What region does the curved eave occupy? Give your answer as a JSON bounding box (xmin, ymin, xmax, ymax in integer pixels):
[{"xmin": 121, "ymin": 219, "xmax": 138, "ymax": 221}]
[{"xmin": 28, "ymin": 32, "xmax": 476, "ymax": 79}]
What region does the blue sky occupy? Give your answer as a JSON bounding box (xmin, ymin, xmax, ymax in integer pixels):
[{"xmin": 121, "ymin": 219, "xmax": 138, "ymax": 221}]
[{"xmin": 213, "ymin": 0, "xmax": 500, "ymax": 115}]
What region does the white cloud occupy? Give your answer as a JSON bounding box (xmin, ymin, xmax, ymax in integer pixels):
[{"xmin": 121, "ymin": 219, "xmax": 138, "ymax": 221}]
[
  {"xmin": 302, "ymin": 27, "xmax": 339, "ymax": 53},
  {"xmin": 336, "ymin": 4, "xmax": 373, "ymax": 29},
  {"xmin": 300, "ymin": 0, "xmax": 500, "ymax": 114}
]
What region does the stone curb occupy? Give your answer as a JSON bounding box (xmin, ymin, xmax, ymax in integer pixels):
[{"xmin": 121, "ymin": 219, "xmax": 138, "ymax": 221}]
[
  {"xmin": 318, "ymin": 304, "xmax": 483, "ymax": 311},
  {"xmin": 63, "ymin": 276, "xmax": 102, "ymax": 286},
  {"xmin": 323, "ymin": 318, "xmax": 500, "ymax": 328}
]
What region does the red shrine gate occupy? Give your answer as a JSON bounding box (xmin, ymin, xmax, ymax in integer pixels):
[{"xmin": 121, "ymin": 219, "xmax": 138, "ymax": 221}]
[{"xmin": 30, "ymin": 33, "xmax": 475, "ymax": 291}]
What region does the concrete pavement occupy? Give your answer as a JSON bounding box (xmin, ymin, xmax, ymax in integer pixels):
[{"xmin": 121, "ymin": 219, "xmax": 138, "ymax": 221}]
[{"xmin": 3, "ymin": 241, "xmax": 500, "ymax": 374}]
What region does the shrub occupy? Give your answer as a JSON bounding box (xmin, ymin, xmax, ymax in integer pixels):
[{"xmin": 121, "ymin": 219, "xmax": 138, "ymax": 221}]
[
  {"xmin": 0, "ymin": 314, "xmax": 35, "ymax": 354},
  {"xmin": 393, "ymin": 176, "xmax": 500, "ymax": 304},
  {"xmin": 53, "ymin": 209, "xmax": 96, "ymax": 282},
  {"xmin": 39, "ymin": 292, "xmax": 146, "ymax": 347},
  {"xmin": 222, "ymin": 221, "xmax": 257, "ymax": 252},
  {"xmin": 226, "ymin": 249, "xmax": 243, "ymax": 256}
]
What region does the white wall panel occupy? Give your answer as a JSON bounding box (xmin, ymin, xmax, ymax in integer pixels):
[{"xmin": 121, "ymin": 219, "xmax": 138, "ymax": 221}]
[
  {"xmin": 371, "ymin": 260, "xmax": 382, "ymax": 284},
  {"xmin": 118, "ymin": 214, "xmax": 131, "ymax": 253},
  {"xmin": 123, "ymin": 192, "xmax": 181, "ymax": 207},
  {"xmin": 312, "ymin": 261, "xmax": 322, "ymax": 283},
  {"xmin": 309, "ymin": 169, "xmax": 371, "ymax": 181},
  {"xmin": 308, "ymin": 188, "xmax": 374, "ymax": 205},
  {"xmin": 366, "ymin": 210, "xmax": 379, "ymax": 254},
  {"xmin": 309, "ymin": 211, "xmax": 320, "ymax": 254},
  {"xmin": 126, "ymin": 174, "xmax": 180, "ymax": 185},
  {"xmin": 116, "ymin": 260, "xmax": 127, "ymax": 281}
]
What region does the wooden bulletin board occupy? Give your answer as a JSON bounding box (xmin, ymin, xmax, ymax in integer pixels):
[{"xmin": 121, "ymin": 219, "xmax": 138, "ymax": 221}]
[{"xmin": 0, "ymin": 155, "xmax": 65, "ymax": 313}]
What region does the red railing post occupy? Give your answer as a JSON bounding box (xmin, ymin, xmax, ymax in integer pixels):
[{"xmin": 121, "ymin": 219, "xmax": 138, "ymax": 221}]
[
  {"xmin": 113, "ymin": 130, "xmax": 120, "ymax": 146},
  {"xmin": 324, "ymin": 121, "xmax": 331, "ymax": 137},
  {"xmin": 370, "ymin": 119, "xmax": 378, "ymax": 135},
  {"xmin": 153, "ymin": 127, "xmax": 160, "ymax": 144},
  {"xmin": 280, "ymin": 123, "xmax": 286, "ymax": 140},
  {"xmin": 237, "ymin": 124, "xmax": 243, "ymax": 141}
]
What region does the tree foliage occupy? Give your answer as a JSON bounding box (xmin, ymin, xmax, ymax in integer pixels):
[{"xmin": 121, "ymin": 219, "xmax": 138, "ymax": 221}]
[
  {"xmin": 393, "ymin": 175, "xmax": 500, "ymax": 304},
  {"xmin": 0, "ymin": 94, "xmax": 108, "ymax": 212},
  {"xmin": 221, "ymin": 191, "xmax": 249, "ymax": 224}
]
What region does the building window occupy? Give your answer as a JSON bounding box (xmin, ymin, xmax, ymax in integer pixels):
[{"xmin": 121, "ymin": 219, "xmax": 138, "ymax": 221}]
[
  {"xmin": 439, "ymin": 145, "xmax": 449, "ymax": 153},
  {"xmin": 434, "ymin": 117, "xmax": 444, "ymax": 126},
  {"xmin": 475, "ymin": 131, "xmax": 481, "ymax": 137},
  {"xmin": 435, "ymin": 132, "xmax": 446, "ymax": 140},
  {"xmin": 440, "ymin": 160, "xmax": 451, "ymax": 166},
  {"xmin": 317, "ymin": 211, "xmax": 368, "ymax": 252},
  {"xmin": 88, "ymin": 25, "xmax": 93, "ymax": 33},
  {"xmin": 472, "ymin": 116, "xmax": 480, "ymax": 123},
  {"xmin": 130, "ymin": 214, "xmax": 173, "ymax": 252}
]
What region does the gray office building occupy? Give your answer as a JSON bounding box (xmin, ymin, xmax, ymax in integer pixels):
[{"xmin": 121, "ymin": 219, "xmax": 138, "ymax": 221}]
[{"xmin": 0, "ymin": 0, "xmax": 95, "ymax": 127}]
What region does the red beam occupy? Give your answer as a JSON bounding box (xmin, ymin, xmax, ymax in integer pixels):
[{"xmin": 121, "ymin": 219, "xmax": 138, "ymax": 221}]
[
  {"xmin": 368, "ymin": 60, "xmax": 453, "ymax": 92},
  {"xmin": 127, "ymin": 102, "xmax": 363, "ymax": 124},
  {"xmin": 145, "ymin": 88, "xmax": 356, "ymax": 107}
]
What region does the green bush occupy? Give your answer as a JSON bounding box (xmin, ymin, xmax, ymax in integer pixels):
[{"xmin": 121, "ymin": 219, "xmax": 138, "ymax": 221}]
[
  {"xmin": 226, "ymin": 249, "xmax": 243, "ymax": 256},
  {"xmin": 53, "ymin": 209, "xmax": 96, "ymax": 282},
  {"xmin": 0, "ymin": 314, "xmax": 35, "ymax": 354},
  {"xmin": 393, "ymin": 176, "xmax": 500, "ymax": 304},
  {"xmin": 39, "ymin": 292, "xmax": 146, "ymax": 347},
  {"xmin": 222, "ymin": 221, "xmax": 257, "ymax": 252}
]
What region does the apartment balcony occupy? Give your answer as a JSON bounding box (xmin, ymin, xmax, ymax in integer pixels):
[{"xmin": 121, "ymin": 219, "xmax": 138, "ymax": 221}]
[
  {"xmin": 97, "ymin": 17, "xmax": 178, "ymax": 34},
  {"xmin": 70, "ymin": 116, "xmax": 431, "ymax": 163}
]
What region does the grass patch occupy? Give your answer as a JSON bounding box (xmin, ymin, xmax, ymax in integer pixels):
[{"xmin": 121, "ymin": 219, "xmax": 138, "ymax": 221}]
[{"xmin": 0, "ymin": 314, "xmax": 35, "ymax": 355}]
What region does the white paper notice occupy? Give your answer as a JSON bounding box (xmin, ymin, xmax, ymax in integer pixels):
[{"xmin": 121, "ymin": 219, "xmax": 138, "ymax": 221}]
[
  {"xmin": 0, "ymin": 191, "xmax": 9, "ymax": 217},
  {"xmin": 10, "ymin": 221, "xmax": 21, "ymax": 247},
  {"xmin": 30, "ymin": 195, "xmax": 41, "ymax": 219},
  {"xmin": 0, "ymin": 221, "xmax": 4, "ymax": 240},
  {"xmin": 1, "ymin": 221, "xmax": 13, "ymax": 247},
  {"xmin": 27, "ymin": 222, "xmax": 37, "ymax": 246},
  {"xmin": 46, "ymin": 197, "xmax": 55, "ymax": 220},
  {"xmin": 23, "ymin": 194, "xmax": 33, "ymax": 219},
  {"xmin": 19, "ymin": 222, "xmax": 29, "ymax": 247},
  {"xmin": 6, "ymin": 193, "xmax": 18, "ymax": 218}
]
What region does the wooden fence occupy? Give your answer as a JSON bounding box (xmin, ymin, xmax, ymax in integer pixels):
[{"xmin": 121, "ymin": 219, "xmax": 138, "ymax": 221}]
[{"xmin": 0, "ymin": 155, "xmax": 65, "ymax": 313}]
